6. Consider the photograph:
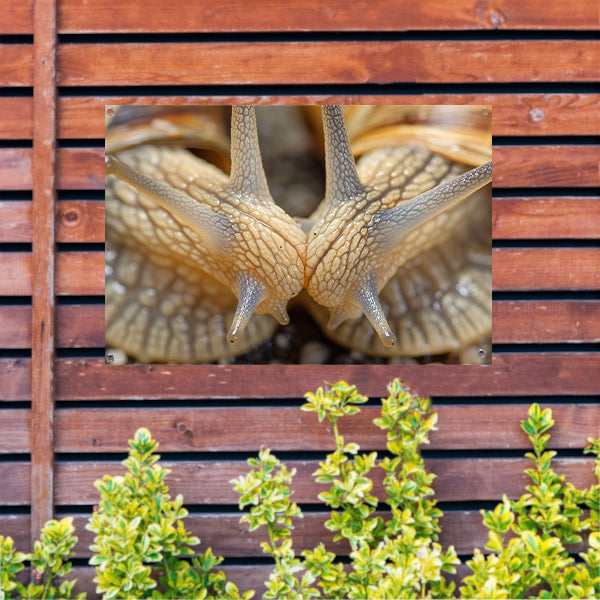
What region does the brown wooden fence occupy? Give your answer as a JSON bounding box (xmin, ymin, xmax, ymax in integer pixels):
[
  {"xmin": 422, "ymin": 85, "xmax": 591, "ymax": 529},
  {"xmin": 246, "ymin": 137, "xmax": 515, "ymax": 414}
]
[{"xmin": 1, "ymin": 1, "xmax": 598, "ymax": 597}]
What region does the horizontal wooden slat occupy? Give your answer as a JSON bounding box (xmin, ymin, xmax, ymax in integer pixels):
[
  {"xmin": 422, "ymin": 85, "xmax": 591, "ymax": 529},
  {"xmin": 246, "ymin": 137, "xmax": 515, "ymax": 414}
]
[
  {"xmin": 3, "ymin": 145, "xmax": 597, "ymax": 191},
  {"xmin": 0, "ymin": 201, "xmax": 32, "ymax": 242},
  {"xmin": 0, "ymin": 253, "xmax": 32, "ymax": 295},
  {"xmin": 56, "ymin": 200, "xmax": 105, "ymax": 242},
  {"xmin": 0, "ymin": 94, "xmax": 592, "ymax": 139},
  {"xmin": 52, "ymin": 94, "xmax": 600, "ymax": 138},
  {"xmin": 2, "ymin": 355, "xmax": 598, "ymax": 402},
  {"xmin": 2, "ymin": 196, "xmax": 597, "ymax": 245},
  {"xmin": 493, "ymin": 300, "xmax": 600, "ymax": 343},
  {"xmin": 494, "ymin": 145, "xmax": 600, "ymax": 188},
  {"xmin": 0, "ymin": 252, "xmax": 103, "ymax": 295},
  {"xmin": 57, "ymin": 41, "xmax": 599, "ymax": 86},
  {"xmin": 4, "ymin": 0, "xmax": 597, "ymax": 34},
  {"xmin": 5, "ymin": 248, "xmax": 597, "ymax": 296},
  {"xmin": 0, "ymin": 45, "xmax": 33, "ymax": 86},
  {"xmin": 1, "ymin": 456, "xmax": 593, "ymax": 506},
  {"xmin": 56, "ymin": 148, "xmax": 105, "ymax": 189},
  {"xmin": 3, "ymin": 403, "xmax": 595, "ymax": 454},
  {"xmin": 52, "ymin": 404, "xmax": 599, "ymax": 453},
  {"xmin": 32, "ymin": 146, "xmax": 600, "ymax": 190},
  {"xmin": 0, "ymin": 410, "xmax": 29, "ymax": 453},
  {"xmin": 0, "ymin": 304, "xmax": 106, "ymax": 348},
  {"xmin": 0, "ymin": 200, "xmax": 104, "ymax": 243},
  {"xmin": 493, "ymin": 197, "xmax": 600, "ymax": 239},
  {"xmin": 55, "ymin": 354, "xmax": 600, "ymax": 400},
  {"xmin": 55, "ymin": 0, "xmax": 599, "ymax": 33},
  {"xmin": 0, "ymin": 508, "xmax": 589, "ymax": 560},
  {"xmin": 0, "ymin": 98, "xmax": 33, "ymax": 138},
  {"xmin": 2, "ymin": 299, "xmax": 596, "ymax": 349},
  {"xmin": 0, "ymin": 149, "xmax": 32, "ymax": 190},
  {"xmin": 493, "ymin": 248, "xmax": 600, "ymax": 291},
  {"xmin": 50, "ymin": 457, "xmax": 600, "ymax": 505}
]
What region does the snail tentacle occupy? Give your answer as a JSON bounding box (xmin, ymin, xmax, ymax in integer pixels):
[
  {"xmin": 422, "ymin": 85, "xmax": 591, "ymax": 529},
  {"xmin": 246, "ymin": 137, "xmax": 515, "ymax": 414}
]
[
  {"xmin": 105, "ymin": 154, "xmax": 233, "ymax": 253},
  {"xmin": 373, "ymin": 160, "xmax": 492, "ymax": 253},
  {"xmin": 227, "ymin": 106, "xmax": 272, "ymax": 202},
  {"xmin": 322, "ymin": 105, "xmax": 366, "ymax": 201},
  {"xmin": 352, "ymin": 273, "xmax": 397, "ymax": 347}
]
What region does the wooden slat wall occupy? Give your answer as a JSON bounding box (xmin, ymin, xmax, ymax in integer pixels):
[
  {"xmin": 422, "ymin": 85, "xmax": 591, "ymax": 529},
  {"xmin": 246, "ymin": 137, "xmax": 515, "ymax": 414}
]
[{"xmin": 1, "ymin": 1, "xmax": 598, "ymax": 597}]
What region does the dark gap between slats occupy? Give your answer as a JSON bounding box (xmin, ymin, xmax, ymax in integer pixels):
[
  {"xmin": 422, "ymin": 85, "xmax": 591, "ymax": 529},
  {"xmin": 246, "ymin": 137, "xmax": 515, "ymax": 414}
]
[
  {"xmin": 55, "ymin": 348, "xmax": 106, "ymax": 358},
  {"xmin": 0, "ymin": 191, "xmax": 33, "ymax": 201},
  {"xmin": 58, "ymin": 190, "xmax": 104, "ymax": 201},
  {"xmin": 57, "ymin": 82, "xmax": 600, "ymax": 96},
  {"xmin": 493, "ymin": 291, "xmax": 600, "ymax": 300},
  {"xmin": 56, "ymin": 31, "xmax": 600, "ymax": 43},
  {"xmin": 492, "ymin": 240, "xmax": 600, "ymax": 248},
  {"xmin": 0, "ymin": 296, "xmax": 32, "ymax": 305},
  {"xmin": 57, "ymin": 295, "xmax": 105, "ymax": 305},
  {"xmin": 0, "ymin": 140, "xmax": 33, "ymax": 148},
  {"xmin": 57, "ymin": 242, "xmax": 105, "ymax": 252},
  {"xmin": 53, "ymin": 393, "xmax": 600, "ymax": 410},
  {"xmin": 52, "ymin": 446, "xmax": 591, "ymax": 463},
  {"xmin": 494, "ymin": 135, "xmax": 600, "ymax": 145},
  {"xmin": 493, "ymin": 343, "xmax": 600, "ymax": 353},
  {"xmin": 0, "ymin": 243, "xmax": 32, "ymax": 252},
  {"xmin": 493, "ymin": 188, "xmax": 600, "ymax": 197}
]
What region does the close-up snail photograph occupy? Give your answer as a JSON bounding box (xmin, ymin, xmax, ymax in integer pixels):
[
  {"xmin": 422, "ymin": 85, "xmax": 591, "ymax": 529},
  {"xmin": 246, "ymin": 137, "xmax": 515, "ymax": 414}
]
[{"xmin": 105, "ymin": 105, "xmax": 492, "ymax": 365}]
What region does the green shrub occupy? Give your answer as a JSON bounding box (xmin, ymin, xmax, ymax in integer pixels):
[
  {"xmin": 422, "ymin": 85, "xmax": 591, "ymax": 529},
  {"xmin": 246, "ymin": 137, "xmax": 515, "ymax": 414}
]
[
  {"xmin": 1, "ymin": 380, "xmax": 597, "ymax": 599},
  {"xmin": 0, "ymin": 517, "xmax": 83, "ymax": 600},
  {"xmin": 86, "ymin": 427, "xmax": 251, "ymax": 600},
  {"xmin": 233, "ymin": 380, "xmax": 599, "ymax": 599}
]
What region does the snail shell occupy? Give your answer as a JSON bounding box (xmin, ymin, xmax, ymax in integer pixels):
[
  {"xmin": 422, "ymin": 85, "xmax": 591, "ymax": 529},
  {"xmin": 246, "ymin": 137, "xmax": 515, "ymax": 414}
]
[{"xmin": 105, "ymin": 105, "xmax": 491, "ymax": 363}]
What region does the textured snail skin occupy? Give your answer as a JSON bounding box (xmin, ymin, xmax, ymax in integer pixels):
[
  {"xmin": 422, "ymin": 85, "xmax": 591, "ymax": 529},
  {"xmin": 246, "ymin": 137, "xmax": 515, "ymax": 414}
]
[
  {"xmin": 106, "ymin": 105, "xmax": 492, "ymax": 363},
  {"xmin": 106, "ymin": 106, "xmax": 306, "ymax": 362}
]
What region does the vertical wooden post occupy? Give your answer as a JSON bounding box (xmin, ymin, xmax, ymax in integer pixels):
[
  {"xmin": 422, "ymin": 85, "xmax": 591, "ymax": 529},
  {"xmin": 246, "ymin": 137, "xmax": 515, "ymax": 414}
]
[{"xmin": 31, "ymin": 0, "xmax": 57, "ymax": 547}]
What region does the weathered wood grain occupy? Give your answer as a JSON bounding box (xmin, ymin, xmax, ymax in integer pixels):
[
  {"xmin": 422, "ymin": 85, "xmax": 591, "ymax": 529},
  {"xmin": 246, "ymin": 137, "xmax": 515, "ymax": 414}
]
[
  {"xmin": 0, "ymin": 45, "xmax": 33, "ymax": 86},
  {"xmin": 56, "ymin": 200, "xmax": 105, "ymax": 242},
  {"xmin": 0, "ymin": 200, "xmax": 105, "ymax": 243},
  {"xmin": 4, "ymin": 197, "xmax": 598, "ymax": 245},
  {"xmin": 52, "ymin": 354, "xmax": 600, "ymax": 400},
  {"xmin": 0, "ymin": 196, "xmax": 600, "ymax": 248},
  {"xmin": 4, "ymin": 145, "xmax": 598, "ymax": 191},
  {"xmin": 2, "ymin": 456, "xmax": 593, "ymax": 506},
  {"xmin": 0, "ymin": 410, "xmax": 30, "ymax": 453},
  {"xmin": 6, "ymin": 248, "xmax": 597, "ymax": 296},
  {"xmin": 0, "ymin": 508, "xmax": 589, "ymax": 559},
  {"xmin": 0, "ymin": 149, "xmax": 32, "ymax": 190},
  {"xmin": 493, "ymin": 197, "xmax": 600, "ymax": 239},
  {"xmin": 493, "ymin": 248, "xmax": 600, "ymax": 291},
  {"xmin": 54, "ymin": 457, "xmax": 600, "ymax": 505},
  {"xmin": 0, "ymin": 304, "xmax": 102, "ymax": 348},
  {"xmin": 0, "ymin": 252, "xmax": 103, "ymax": 296},
  {"xmin": 57, "ymin": 41, "xmax": 599, "ymax": 86},
  {"xmin": 1, "ymin": 300, "xmax": 596, "ymax": 349},
  {"xmin": 0, "ymin": 201, "xmax": 33, "ymax": 243},
  {"xmin": 0, "ymin": 98, "xmax": 33, "ymax": 138},
  {"xmin": 41, "ymin": 146, "xmax": 600, "ymax": 190},
  {"xmin": 31, "ymin": 0, "xmax": 58, "ymax": 545},
  {"xmin": 2, "ymin": 354, "xmax": 599, "ymax": 402},
  {"xmin": 0, "ymin": 253, "xmax": 32, "ymax": 295},
  {"xmin": 5, "ymin": 0, "xmax": 598, "ymax": 34},
  {"xmin": 493, "ymin": 145, "xmax": 600, "ymax": 188},
  {"xmin": 493, "ymin": 301, "xmax": 600, "ymax": 343},
  {"xmin": 0, "ymin": 94, "xmax": 591, "ymax": 139},
  {"xmin": 3, "ymin": 403, "xmax": 596, "ymax": 455},
  {"xmin": 56, "ymin": 148, "xmax": 105, "ymax": 190},
  {"xmin": 52, "ymin": 404, "xmax": 599, "ymax": 453},
  {"xmin": 58, "ymin": 0, "xmax": 599, "ymax": 32}
]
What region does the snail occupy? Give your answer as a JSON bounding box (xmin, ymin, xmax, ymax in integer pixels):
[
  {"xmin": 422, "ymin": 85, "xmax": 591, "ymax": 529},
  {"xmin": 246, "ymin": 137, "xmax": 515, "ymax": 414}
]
[{"xmin": 105, "ymin": 105, "xmax": 492, "ymax": 364}]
